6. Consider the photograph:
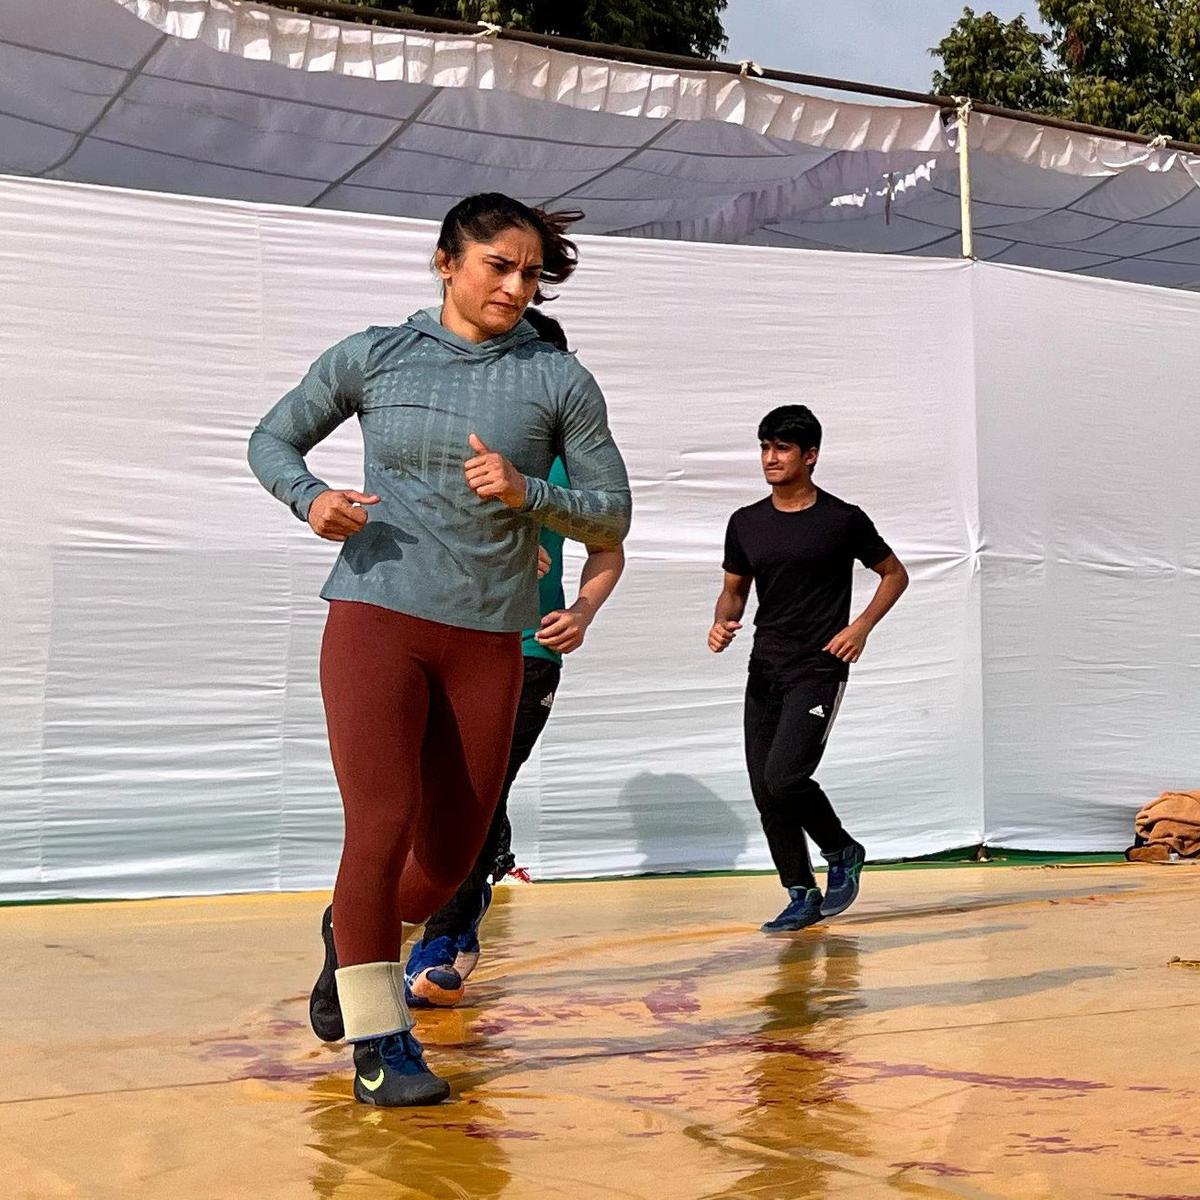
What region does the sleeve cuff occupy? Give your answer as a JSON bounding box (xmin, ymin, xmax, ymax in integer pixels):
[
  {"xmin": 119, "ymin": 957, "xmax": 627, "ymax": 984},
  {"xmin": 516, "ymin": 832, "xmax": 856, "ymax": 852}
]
[
  {"xmin": 518, "ymin": 473, "xmax": 546, "ymax": 513},
  {"xmin": 291, "ymin": 476, "xmax": 330, "ymax": 522}
]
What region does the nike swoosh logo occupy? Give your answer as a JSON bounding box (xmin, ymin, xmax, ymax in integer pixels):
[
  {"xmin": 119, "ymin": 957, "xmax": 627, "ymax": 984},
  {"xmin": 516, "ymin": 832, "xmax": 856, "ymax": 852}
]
[{"xmin": 360, "ymin": 1070, "xmax": 385, "ymax": 1092}]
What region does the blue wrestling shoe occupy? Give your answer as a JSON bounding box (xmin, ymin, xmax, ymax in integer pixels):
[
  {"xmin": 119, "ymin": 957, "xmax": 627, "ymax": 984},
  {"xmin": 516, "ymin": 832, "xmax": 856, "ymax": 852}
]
[
  {"xmin": 452, "ymin": 880, "xmax": 493, "ymax": 981},
  {"xmin": 352, "ymin": 1031, "xmax": 450, "ymax": 1106},
  {"xmin": 761, "ymin": 887, "xmax": 825, "ymax": 933},
  {"xmin": 820, "ymin": 840, "xmax": 866, "ymax": 916},
  {"xmin": 404, "ymin": 935, "xmax": 464, "ymax": 1008}
]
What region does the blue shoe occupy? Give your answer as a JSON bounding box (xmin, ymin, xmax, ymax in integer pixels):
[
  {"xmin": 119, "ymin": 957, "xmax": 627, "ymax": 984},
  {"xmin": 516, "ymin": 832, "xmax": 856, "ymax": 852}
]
[
  {"xmin": 821, "ymin": 839, "xmax": 866, "ymax": 916},
  {"xmin": 761, "ymin": 886, "xmax": 825, "ymax": 933},
  {"xmin": 404, "ymin": 935, "xmax": 464, "ymax": 1008},
  {"xmin": 452, "ymin": 881, "xmax": 493, "ymax": 981},
  {"xmin": 352, "ymin": 1030, "xmax": 450, "ymax": 1106}
]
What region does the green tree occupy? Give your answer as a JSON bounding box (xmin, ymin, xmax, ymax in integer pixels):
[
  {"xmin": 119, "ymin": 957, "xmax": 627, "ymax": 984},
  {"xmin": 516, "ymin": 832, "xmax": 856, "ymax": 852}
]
[
  {"xmin": 932, "ymin": 2, "xmax": 1200, "ymax": 142},
  {"xmin": 296, "ymin": 0, "xmax": 728, "ymax": 59}
]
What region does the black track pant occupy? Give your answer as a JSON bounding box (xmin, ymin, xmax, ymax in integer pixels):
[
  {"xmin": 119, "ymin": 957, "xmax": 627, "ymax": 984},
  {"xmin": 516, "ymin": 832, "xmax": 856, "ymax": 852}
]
[
  {"xmin": 422, "ymin": 657, "xmax": 561, "ymax": 943},
  {"xmin": 744, "ymin": 668, "xmax": 854, "ymax": 890}
]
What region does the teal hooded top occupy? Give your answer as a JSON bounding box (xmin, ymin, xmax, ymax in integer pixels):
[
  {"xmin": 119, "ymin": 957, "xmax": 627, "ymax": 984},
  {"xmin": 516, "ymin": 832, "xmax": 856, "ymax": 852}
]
[{"xmin": 248, "ymin": 309, "xmax": 631, "ymax": 633}]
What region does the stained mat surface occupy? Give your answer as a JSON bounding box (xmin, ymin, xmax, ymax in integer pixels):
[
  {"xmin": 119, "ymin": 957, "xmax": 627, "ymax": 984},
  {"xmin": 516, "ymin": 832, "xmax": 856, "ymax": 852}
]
[{"xmin": 2, "ymin": 865, "xmax": 1198, "ymax": 1199}]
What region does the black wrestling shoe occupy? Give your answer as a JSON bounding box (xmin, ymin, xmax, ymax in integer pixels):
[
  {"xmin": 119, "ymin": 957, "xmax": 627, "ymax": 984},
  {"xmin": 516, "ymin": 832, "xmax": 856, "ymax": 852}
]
[
  {"xmin": 309, "ymin": 904, "xmax": 344, "ymax": 1042},
  {"xmin": 820, "ymin": 840, "xmax": 867, "ymax": 917},
  {"xmin": 761, "ymin": 887, "xmax": 825, "ymax": 933},
  {"xmin": 352, "ymin": 1032, "xmax": 451, "ymax": 1106}
]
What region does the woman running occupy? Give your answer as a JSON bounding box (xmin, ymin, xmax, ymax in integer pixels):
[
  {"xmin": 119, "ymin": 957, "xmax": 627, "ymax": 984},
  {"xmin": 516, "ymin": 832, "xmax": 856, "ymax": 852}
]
[
  {"xmin": 248, "ymin": 194, "xmax": 631, "ymax": 1106},
  {"xmin": 306, "ymin": 312, "xmax": 627, "ymax": 1030}
]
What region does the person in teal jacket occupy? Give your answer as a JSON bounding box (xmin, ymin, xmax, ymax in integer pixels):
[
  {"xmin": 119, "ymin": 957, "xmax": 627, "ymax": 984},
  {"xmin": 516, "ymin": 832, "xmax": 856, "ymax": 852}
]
[
  {"xmin": 307, "ymin": 315, "xmax": 625, "ymax": 1028},
  {"xmin": 249, "ymin": 195, "xmax": 631, "ymax": 1107}
]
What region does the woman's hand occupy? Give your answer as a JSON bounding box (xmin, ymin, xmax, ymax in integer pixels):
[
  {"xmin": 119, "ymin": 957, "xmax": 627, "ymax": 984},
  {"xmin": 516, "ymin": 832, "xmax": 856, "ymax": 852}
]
[
  {"xmin": 537, "ymin": 545, "xmax": 551, "ymax": 579},
  {"xmin": 465, "ymin": 434, "xmax": 527, "ymax": 508},
  {"xmin": 307, "ymin": 489, "xmax": 379, "ymax": 541}
]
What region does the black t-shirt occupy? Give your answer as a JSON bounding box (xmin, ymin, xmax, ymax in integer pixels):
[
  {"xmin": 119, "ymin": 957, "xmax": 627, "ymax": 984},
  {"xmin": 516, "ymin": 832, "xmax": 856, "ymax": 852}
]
[{"xmin": 723, "ymin": 489, "xmax": 892, "ymax": 682}]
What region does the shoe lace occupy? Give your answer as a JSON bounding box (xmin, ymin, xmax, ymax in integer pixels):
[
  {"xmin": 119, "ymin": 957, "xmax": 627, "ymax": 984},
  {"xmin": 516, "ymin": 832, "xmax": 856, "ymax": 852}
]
[
  {"xmin": 379, "ymin": 1031, "xmax": 428, "ymax": 1074},
  {"xmin": 418, "ymin": 935, "xmax": 456, "ymax": 967}
]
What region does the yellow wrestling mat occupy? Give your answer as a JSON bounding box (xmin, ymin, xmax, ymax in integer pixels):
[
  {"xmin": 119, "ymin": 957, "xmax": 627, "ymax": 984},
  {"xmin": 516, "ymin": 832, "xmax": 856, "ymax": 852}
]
[{"xmin": 2, "ymin": 865, "xmax": 1198, "ymax": 1199}]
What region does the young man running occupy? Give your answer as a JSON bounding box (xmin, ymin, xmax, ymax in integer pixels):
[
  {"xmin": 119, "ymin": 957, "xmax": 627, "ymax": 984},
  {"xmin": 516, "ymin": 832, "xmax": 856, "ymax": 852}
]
[{"xmin": 709, "ymin": 405, "xmax": 907, "ymax": 932}]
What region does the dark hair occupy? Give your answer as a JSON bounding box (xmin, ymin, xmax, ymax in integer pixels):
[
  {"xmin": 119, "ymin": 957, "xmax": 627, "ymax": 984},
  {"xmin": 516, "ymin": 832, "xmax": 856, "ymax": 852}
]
[
  {"xmin": 522, "ymin": 307, "xmax": 569, "ymax": 352},
  {"xmin": 436, "ymin": 193, "xmax": 583, "ymax": 303},
  {"xmin": 758, "ymin": 405, "xmax": 822, "ymax": 451}
]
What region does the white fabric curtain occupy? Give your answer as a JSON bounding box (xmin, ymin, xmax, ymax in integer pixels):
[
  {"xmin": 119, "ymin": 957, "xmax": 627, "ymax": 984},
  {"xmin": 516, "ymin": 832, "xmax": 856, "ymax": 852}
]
[
  {"xmin": 2, "ymin": 174, "xmax": 1196, "ymax": 900},
  {"xmin": 5, "ymin": 0, "xmax": 1200, "ymax": 287},
  {"xmin": 114, "ymin": 0, "xmax": 944, "ymax": 150},
  {"xmin": 973, "ymin": 265, "xmax": 1200, "ymax": 845}
]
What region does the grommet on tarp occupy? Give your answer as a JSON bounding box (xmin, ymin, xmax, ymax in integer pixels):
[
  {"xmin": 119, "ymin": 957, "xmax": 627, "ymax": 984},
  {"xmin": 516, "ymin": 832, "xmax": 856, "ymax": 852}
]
[
  {"xmin": 473, "ymin": 21, "xmax": 503, "ymax": 38},
  {"xmin": 738, "ymin": 60, "xmax": 764, "ymax": 78}
]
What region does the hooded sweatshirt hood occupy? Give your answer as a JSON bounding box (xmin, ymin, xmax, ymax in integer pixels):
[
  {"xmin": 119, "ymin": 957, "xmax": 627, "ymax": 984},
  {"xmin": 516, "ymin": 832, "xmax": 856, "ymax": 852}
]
[{"xmin": 407, "ymin": 306, "xmax": 541, "ymax": 360}]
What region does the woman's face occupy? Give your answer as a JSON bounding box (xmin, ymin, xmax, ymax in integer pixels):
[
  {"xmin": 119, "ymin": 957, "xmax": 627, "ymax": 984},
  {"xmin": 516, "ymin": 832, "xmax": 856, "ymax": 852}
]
[{"xmin": 437, "ymin": 225, "xmax": 544, "ymax": 342}]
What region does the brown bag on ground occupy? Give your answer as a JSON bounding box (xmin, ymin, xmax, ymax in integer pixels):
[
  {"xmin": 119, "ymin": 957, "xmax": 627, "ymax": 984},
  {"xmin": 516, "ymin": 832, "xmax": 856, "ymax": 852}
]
[{"xmin": 1126, "ymin": 790, "xmax": 1200, "ymax": 862}]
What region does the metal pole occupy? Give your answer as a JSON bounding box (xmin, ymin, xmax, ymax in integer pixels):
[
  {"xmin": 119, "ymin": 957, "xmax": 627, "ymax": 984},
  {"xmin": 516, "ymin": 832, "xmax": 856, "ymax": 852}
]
[{"xmin": 956, "ymin": 98, "xmax": 975, "ymax": 260}]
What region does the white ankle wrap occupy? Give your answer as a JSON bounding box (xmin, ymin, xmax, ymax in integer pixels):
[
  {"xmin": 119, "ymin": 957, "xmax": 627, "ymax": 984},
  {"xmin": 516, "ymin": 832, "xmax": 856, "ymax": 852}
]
[{"xmin": 335, "ymin": 961, "xmax": 413, "ymax": 1041}]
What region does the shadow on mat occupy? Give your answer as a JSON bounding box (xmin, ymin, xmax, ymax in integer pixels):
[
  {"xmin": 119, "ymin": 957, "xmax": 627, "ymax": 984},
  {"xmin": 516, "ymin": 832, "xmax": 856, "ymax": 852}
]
[{"xmin": 837, "ymin": 881, "xmax": 1145, "ymax": 927}]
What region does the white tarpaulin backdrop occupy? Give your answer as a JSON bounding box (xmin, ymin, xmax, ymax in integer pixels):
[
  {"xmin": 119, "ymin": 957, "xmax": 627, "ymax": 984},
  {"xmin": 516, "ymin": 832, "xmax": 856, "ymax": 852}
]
[
  {"xmin": 1, "ymin": 174, "xmax": 1196, "ymax": 900},
  {"xmin": 5, "ymin": 0, "xmax": 1200, "ymax": 289}
]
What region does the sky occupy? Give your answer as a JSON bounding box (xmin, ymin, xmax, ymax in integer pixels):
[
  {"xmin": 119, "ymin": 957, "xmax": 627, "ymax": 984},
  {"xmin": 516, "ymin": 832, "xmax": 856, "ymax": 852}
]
[{"xmin": 722, "ymin": 1, "xmax": 1046, "ymax": 98}]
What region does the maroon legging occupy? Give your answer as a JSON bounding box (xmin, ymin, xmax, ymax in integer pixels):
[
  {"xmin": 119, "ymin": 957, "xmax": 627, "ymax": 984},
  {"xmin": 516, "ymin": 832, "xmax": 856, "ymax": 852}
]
[{"xmin": 320, "ymin": 601, "xmax": 522, "ymax": 966}]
